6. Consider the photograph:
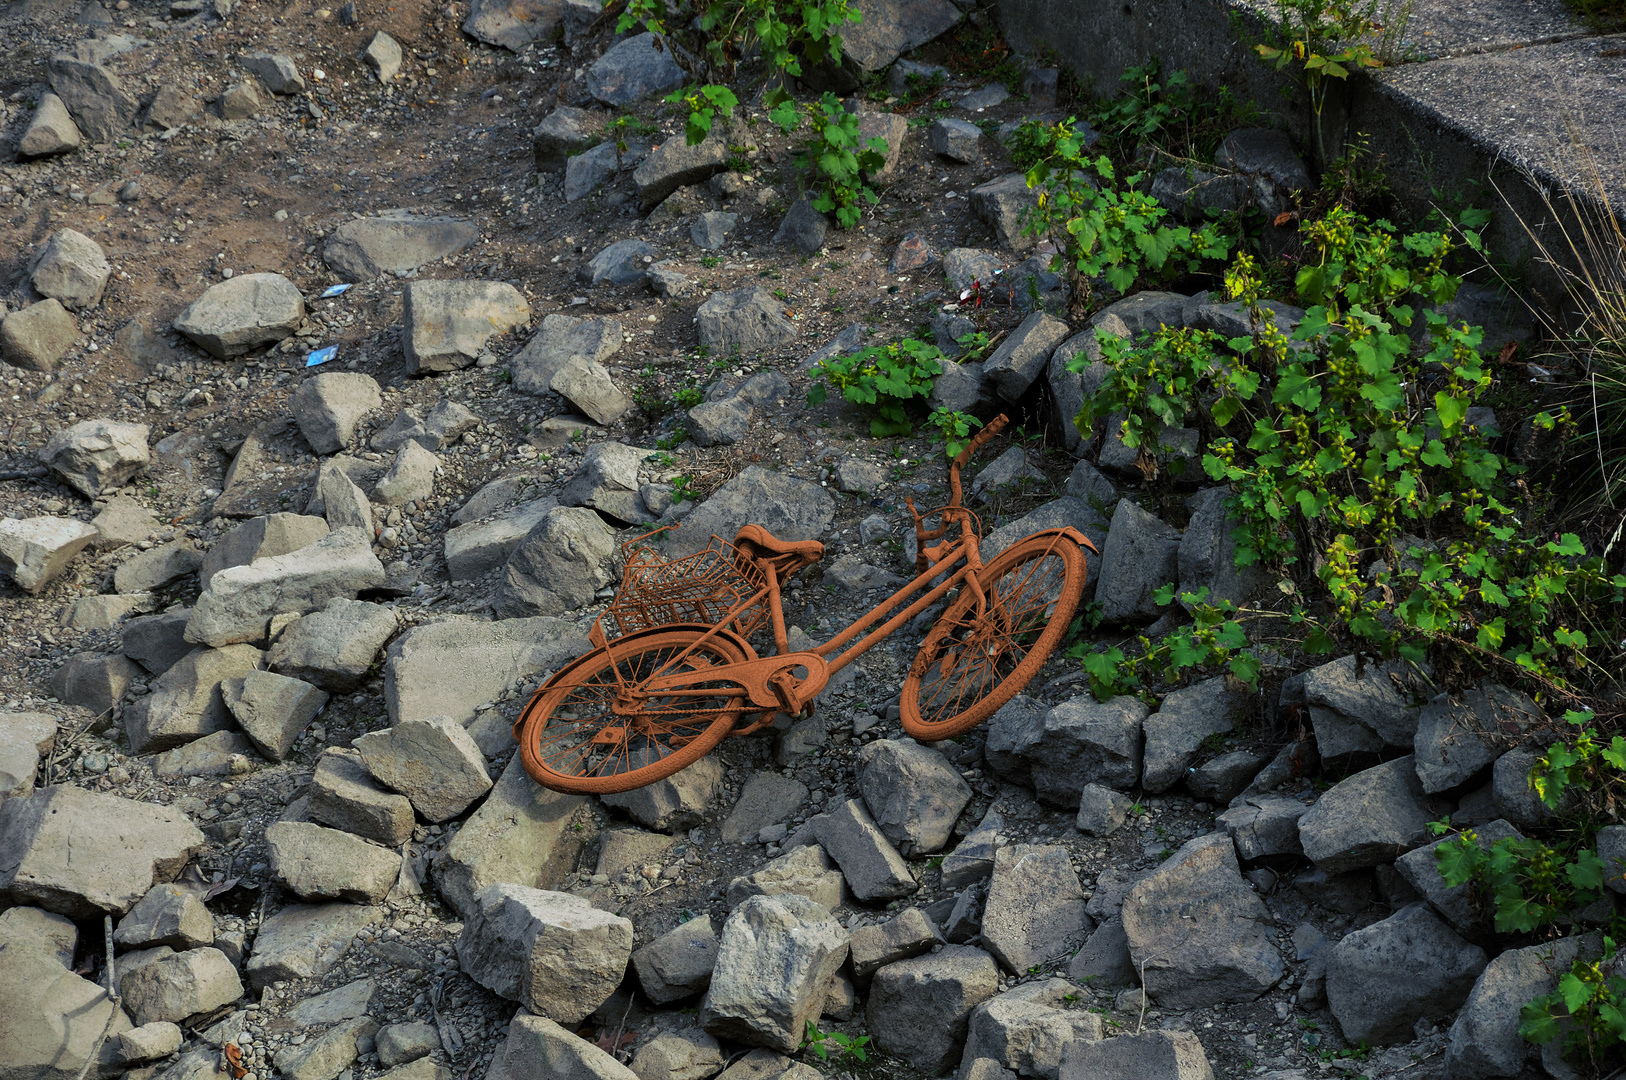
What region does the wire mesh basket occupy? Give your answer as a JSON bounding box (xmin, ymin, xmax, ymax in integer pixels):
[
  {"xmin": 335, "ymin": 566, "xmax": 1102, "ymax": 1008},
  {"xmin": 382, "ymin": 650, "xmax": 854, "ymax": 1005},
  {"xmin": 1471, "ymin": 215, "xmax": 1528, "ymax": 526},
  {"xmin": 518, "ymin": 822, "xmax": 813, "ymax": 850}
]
[{"xmin": 605, "ymin": 534, "xmax": 768, "ymax": 638}]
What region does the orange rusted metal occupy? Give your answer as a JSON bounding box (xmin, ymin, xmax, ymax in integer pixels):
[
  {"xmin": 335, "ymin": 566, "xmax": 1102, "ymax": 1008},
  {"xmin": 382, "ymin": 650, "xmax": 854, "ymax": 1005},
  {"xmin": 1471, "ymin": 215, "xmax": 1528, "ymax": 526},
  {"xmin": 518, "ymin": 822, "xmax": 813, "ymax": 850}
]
[{"xmin": 513, "ymin": 414, "xmax": 1096, "ymax": 795}]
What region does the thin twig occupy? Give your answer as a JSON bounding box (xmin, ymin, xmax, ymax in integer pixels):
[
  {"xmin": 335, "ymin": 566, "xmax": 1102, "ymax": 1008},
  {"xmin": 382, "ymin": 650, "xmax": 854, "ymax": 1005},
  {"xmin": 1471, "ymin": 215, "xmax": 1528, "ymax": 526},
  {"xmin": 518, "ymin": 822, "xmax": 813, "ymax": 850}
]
[{"xmin": 71, "ymin": 917, "xmax": 119, "ymax": 1080}]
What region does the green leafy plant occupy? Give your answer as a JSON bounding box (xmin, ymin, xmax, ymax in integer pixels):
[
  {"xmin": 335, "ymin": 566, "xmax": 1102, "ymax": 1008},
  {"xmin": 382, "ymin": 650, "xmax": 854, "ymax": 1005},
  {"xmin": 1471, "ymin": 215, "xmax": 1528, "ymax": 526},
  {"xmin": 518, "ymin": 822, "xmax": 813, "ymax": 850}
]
[
  {"xmin": 1251, "ymin": 0, "xmax": 1388, "ymax": 166},
  {"xmin": 614, "ymin": 0, "xmax": 859, "ymax": 77},
  {"xmin": 927, "ymin": 408, "xmax": 983, "ymax": 459},
  {"xmin": 1435, "ymin": 827, "xmax": 1603, "ymax": 935},
  {"xmin": 800, "ymin": 1022, "xmax": 869, "ymax": 1064},
  {"xmin": 1520, "ymin": 937, "xmax": 1626, "ymax": 1075},
  {"xmin": 770, "ymin": 91, "xmax": 888, "ymax": 228},
  {"xmin": 1068, "ymin": 586, "xmax": 1263, "ymax": 701},
  {"xmin": 665, "ymin": 83, "xmax": 740, "ymax": 145},
  {"xmin": 701, "ymin": 255, "xmax": 723, "ymax": 268},
  {"xmin": 674, "ymin": 386, "xmax": 705, "ymax": 409},
  {"xmin": 671, "ymin": 475, "xmax": 697, "ymax": 503},
  {"xmin": 807, "ymin": 337, "xmax": 943, "ymax": 436}
]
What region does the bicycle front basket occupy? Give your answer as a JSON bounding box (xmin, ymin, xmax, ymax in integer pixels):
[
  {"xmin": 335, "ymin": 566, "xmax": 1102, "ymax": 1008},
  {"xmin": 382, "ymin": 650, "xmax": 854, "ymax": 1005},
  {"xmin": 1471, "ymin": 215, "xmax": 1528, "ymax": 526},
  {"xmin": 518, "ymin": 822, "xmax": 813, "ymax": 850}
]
[{"xmin": 605, "ymin": 535, "xmax": 768, "ymax": 638}]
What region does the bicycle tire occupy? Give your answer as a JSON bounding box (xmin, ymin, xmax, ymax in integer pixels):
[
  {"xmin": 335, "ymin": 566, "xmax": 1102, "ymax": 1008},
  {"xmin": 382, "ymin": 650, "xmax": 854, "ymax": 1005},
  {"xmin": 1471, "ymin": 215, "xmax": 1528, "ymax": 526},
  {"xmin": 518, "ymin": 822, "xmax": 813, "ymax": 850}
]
[
  {"xmin": 516, "ymin": 629, "xmax": 750, "ymax": 795},
  {"xmin": 900, "ymin": 534, "xmax": 1087, "ymax": 742}
]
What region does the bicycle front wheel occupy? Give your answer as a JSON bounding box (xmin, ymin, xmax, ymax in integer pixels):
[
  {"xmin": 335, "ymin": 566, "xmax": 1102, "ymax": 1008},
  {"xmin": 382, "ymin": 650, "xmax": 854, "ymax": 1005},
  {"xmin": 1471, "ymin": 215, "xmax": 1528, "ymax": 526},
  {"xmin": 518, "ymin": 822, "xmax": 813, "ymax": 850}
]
[
  {"xmin": 900, "ymin": 534, "xmax": 1086, "ymax": 741},
  {"xmin": 516, "ymin": 629, "xmax": 750, "ymax": 795}
]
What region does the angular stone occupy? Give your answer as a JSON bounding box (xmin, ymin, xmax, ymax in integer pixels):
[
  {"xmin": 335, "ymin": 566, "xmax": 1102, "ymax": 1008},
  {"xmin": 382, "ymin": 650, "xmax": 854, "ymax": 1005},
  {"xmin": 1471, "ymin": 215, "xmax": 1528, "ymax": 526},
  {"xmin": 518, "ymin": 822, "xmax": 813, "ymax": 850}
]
[
  {"xmin": 1325, "ymin": 903, "xmax": 1488, "ymax": 1046},
  {"xmin": 491, "ymin": 1012, "xmax": 638, "ymax": 1080},
  {"xmin": 457, "ymin": 883, "xmax": 633, "ymax": 1023},
  {"xmin": 993, "ymin": 695, "xmax": 1147, "ymax": 806},
  {"xmin": 48, "ymin": 55, "xmax": 137, "ymax": 142},
  {"xmin": 113, "ymin": 539, "xmax": 199, "ymax": 595},
  {"xmin": 982, "ymin": 311, "xmax": 1071, "ymax": 400},
  {"xmin": 692, "ymin": 210, "xmax": 739, "ymax": 250},
  {"xmin": 266, "ymin": 598, "xmax": 397, "ymax": 694},
  {"xmin": 122, "ymin": 609, "xmax": 193, "ymax": 675},
  {"xmin": 687, "ymin": 396, "xmax": 752, "ymax": 447},
  {"xmin": 665, "ymin": 466, "xmax": 832, "ymax": 559},
  {"xmin": 633, "ymin": 916, "xmax": 719, "ymax": 1004},
  {"xmin": 433, "ymin": 755, "xmax": 589, "ymax": 919},
  {"xmin": 375, "ymin": 1021, "xmax": 438, "ymax": 1068},
  {"xmin": 1217, "ymin": 797, "xmax": 1309, "ymax": 861},
  {"xmin": 930, "ymin": 117, "xmax": 982, "ymax": 162},
  {"xmin": 354, "ymin": 715, "xmax": 492, "ymax": 823},
  {"xmin": 849, "ymin": 907, "xmax": 940, "ymax": 985},
  {"xmin": 511, "ymin": 314, "xmax": 623, "ymax": 395},
  {"xmin": 493, "ymin": 507, "xmax": 618, "ymax": 619},
  {"xmin": 124, "ymin": 643, "xmax": 262, "ymax": 753},
  {"xmin": 200, "ymin": 513, "xmax": 330, "ymax": 591},
  {"xmin": 290, "ymin": 373, "xmax": 382, "ymax": 456},
  {"xmin": 773, "ymin": 199, "xmax": 829, "ymax": 254},
  {"xmin": 868, "ymin": 945, "xmax": 999, "ymax": 1072},
  {"xmin": 361, "ymin": 30, "xmax": 403, "ymax": 81},
  {"xmin": 1186, "ymin": 751, "xmax": 1269, "ymax": 804},
  {"xmin": 1176, "ymin": 486, "xmax": 1269, "ymax": 610},
  {"xmin": 324, "ymin": 213, "xmax": 477, "ymax": 280},
  {"xmin": 372, "ymin": 441, "xmax": 438, "ymax": 508},
  {"xmin": 0, "ymin": 712, "xmax": 57, "ymax": 801},
  {"xmin": 0, "ymin": 517, "xmax": 96, "ymax": 595},
  {"xmin": 939, "ymin": 808, "xmax": 1001, "ymax": 890},
  {"xmin": 242, "ymin": 53, "xmax": 304, "ymax": 94},
  {"xmin": 981, "ymin": 844, "xmax": 1089, "ymax": 974},
  {"xmin": 403, "ymin": 280, "xmax": 530, "ymax": 373},
  {"xmin": 1056, "ymin": 1030, "xmax": 1214, "ymax": 1080},
  {"xmin": 1141, "ymin": 677, "xmax": 1249, "ymax": 794},
  {"xmin": 1075, "ymin": 783, "xmax": 1134, "ymax": 837},
  {"xmin": 533, "ymin": 106, "xmax": 597, "ymax": 171},
  {"xmin": 385, "ymin": 615, "xmax": 589, "ymax": 726},
  {"xmin": 596, "ymin": 756, "xmax": 722, "ymax": 836},
  {"xmin": 1298, "ymin": 756, "xmax": 1435, "ymax": 873},
  {"xmin": 696, "ymin": 287, "xmax": 797, "ymax": 353},
  {"xmin": 244, "ymin": 901, "xmax": 382, "ymax": 991},
  {"xmin": 1393, "ymin": 819, "xmax": 1523, "ymax": 934},
  {"xmin": 50, "ymin": 652, "xmax": 138, "ymax": 720},
  {"xmin": 307, "ymin": 748, "xmax": 416, "ymax": 847},
  {"xmin": 552, "ymin": 357, "xmax": 633, "ymax": 427},
  {"xmin": 172, "ymin": 274, "xmax": 304, "ymax": 358},
  {"xmin": 812, "ymin": 798, "xmax": 918, "ymax": 902},
  {"xmin": 1095, "ymin": 500, "xmax": 1181, "ymax": 625},
  {"xmin": 633, "ymin": 132, "xmax": 728, "ymax": 207},
  {"xmin": 587, "ymin": 31, "xmax": 684, "ymax": 106},
  {"xmin": 1446, "ymin": 933, "xmax": 1595, "ymax": 1080},
  {"xmin": 700, "ymin": 893, "xmax": 849, "ymax": 1052},
  {"xmin": 219, "ymin": 80, "xmax": 264, "ymax": 120},
  {"xmin": 121, "ymin": 946, "xmax": 241, "ymax": 1025},
  {"xmin": 969, "ymin": 172, "xmax": 1039, "ymax": 251},
  {"xmin": 0, "ymin": 941, "xmax": 131, "ymax": 1080},
  {"xmin": 30, "ymin": 229, "xmax": 110, "ymax": 311},
  {"xmin": 38, "ymin": 419, "xmax": 149, "ymax": 498},
  {"xmin": 119, "ymin": 1020, "xmax": 185, "ymax": 1063},
  {"xmin": 725, "ymin": 845, "xmax": 844, "ymax": 912},
  {"xmin": 17, "ymin": 92, "xmax": 82, "ymax": 158},
  {"xmin": 150, "ymin": 729, "xmax": 256, "ymax": 779},
  {"xmin": 114, "ymin": 884, "xmax": 213, "ymax": 952},
  {"xmin": 721, "ymin": 773, "xmax": 808, "ymax": 845},
  {"xmin": 628, "ymin": 1027, "xmax": 724, "ymax": 1080},
  {"xmin": 266, "ymin": 820, "xmax": 402, "ymax": 904},
  {"xmin": 1068, "ymin": 915, "xmax": 1136, "ymax": 987},
  {"xmin": 577, "ymin": 238, "xmax": 656, "ymax": 287},
  {"xmin": 1414, "ymin": 683, "xmax": 1540, "ymax": 794},
  {"xmin": 274, "ymin": 1017, "xmax": 377, "ymax": 1080},
  {"xmin": 186, "ymin": 528, "xmax": 385, "ymax": 647},
  {"xmin": 857, "ymin": 738, "xmax": 972, "ymax": 857},
  {"xmin": 963, "ymin": 984, "xmax": 1105, "ymax": 1077}
]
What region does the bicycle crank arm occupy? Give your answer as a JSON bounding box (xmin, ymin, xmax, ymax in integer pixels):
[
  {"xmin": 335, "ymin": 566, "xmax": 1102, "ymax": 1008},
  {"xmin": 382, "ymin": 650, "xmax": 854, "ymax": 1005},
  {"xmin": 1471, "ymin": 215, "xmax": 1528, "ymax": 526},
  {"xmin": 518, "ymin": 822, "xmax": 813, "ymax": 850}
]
[{"xmin": 643, "ymin": 651, "xmax": 830, "ymax": 715}]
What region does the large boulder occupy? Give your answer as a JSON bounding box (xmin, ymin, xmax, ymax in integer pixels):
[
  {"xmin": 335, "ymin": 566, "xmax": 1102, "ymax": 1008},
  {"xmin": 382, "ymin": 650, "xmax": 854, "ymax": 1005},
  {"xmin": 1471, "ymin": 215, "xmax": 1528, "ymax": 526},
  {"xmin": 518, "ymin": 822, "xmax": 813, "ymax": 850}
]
[
  {"xmin": 0, "ymin": 929, "xmax": 133, "ymax": 1080},
  {"xmin": 493, "ymin": 506, "xmax": 619, "ymax": 618},
  {"xmin": 17, "ymin": 92, "xmax": 82, "ymax": 158},
  {"xmin": 489, "ymin": 1013, "xmax": 638, "ymax": 1080},
  {"xmin": 1122, "ymin": 833, "xmax": 1284, "ymax": 1009},
  {"xmin": 119, "ymin": 946, "xmax": 242, "ymax": 1025},
  {"xmin": 633, "ymin": 134, "xmax": 728, "ymax": 207},
  {"xmin": 1297, "ymin": 756, "xmax": 1436, "ymax": 873},
  {"xmin": 0, "ymin": 785, "xmax": 204, "ymax": 917},
  {"xmin": 1414, "ymin": 683, "xmax": 1540, "ymax": 794},
  {"xmin": 1056, "ymin": 1030, "xmax": 1214, "ymax": 1080},
  {"xmin": 0, "ymin": 517, "xmax": 98, "ymax": 594},
  {"xmin": 601, "ymin": 755, "xmax": 726, "ymax": 834},
  {"xmin": 724, "ymin": 845, "xmax": 844, "ymax": 912},
  {"xmin": 323, "ymin": 213, "xmax": 479, "ymax": 280},
  {"xmin": 857, "ymin": 738, "xmax": 972, "ymax": 856},
  {"xmin": 354, "ymin": 716, "xmax": 493, "ymax": 823},
  {"xmin": 114, "ymin": 883, "xmax": 215, "ymax": 950},
  {"xmin": 1301, "ymin": 653, "xmax": 1427, "ymax": 769},
  {"xmin": 981, "ymin": 844, "xmax": 1090, "ymax": 974},
  {"xmin": 981, "ymin": 311, "xmax": 1070, "ymax": 399},
  {"xmin": 0, "ymin": 713, "xmax": 58, "ymax": 801},
  {"xmin": 1325, "ymin": 903, "xmax": 1488, "ymax": 1045},
  {"xmin": 290, "ymin": 373, "xmax": 383, "ymax": 455},
  {"xmin": 456, "ymin": 883, "xmax": 634, "ymax": 1024},
  {"xmin": 29, "ymin": 229, "xmax": 111, "ymax": 310},
  {"xmin": 47, "ymin": 54, "xmax": 137, "ymax": 142},
  {"xmin": 185, "ymin": 527, "xmax": 385, "ymax": 647},
  {"xmin": 664, "ymin": 466, "xmax": 834, "ymax": 559},
  {"xmin": 173, "ymin": 274, "xmax": 305, "ymax": 358},
  {"xmin": 308, "ymin": 748, "xmax": 415, "ymax": 848},
  {"xmin": 123, "ymin": 643, "xmax": 262, "ymax": 753},
  {"xmin": 962, "ymin": 981, "xmax": 1105, "ymax": 1077},
  {"xmin": 867, "ymin": 946, "xmax": 1000, "ymax": 1072},
  {"xmin": 811, "ymin": 798, "xmax": 918, "ymax": 902},
  {"xmin": 38, "ymin": 419, "xmax": 149, "ymax": 498},
  {"xmin": 445, "ymin": 498, "xmax": 558, "ymax": 581},
  {"xmin": 1446, "ymin": 934, "xmax": 1597, "ymax": 1080},
  {"xmin": 384, "ymin": 615, "xmax": 589, "ymax": 726},
  {"xmin": 699, "ymin": 893, "xmax": 850, "ymax": 1052},
  {"xmin": 222, "ymin": 670, "xmax": 328, "ymax": 762},
  {"xmin": 402, "ymin": 280, "xmax": 530, "ymax": 373},
  {"xmin": 632, "ymin": 917, "xmax": 720, "ymax": 1005},
  {"xmin": 559, "ymin": 442, "xmax": 646, "ymax": 523}
]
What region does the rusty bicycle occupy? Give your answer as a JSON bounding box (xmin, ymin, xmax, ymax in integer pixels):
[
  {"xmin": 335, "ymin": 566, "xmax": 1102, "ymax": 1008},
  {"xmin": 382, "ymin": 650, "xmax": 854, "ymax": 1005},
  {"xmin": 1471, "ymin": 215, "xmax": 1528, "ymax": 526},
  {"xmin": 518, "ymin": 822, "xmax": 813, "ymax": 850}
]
[{"xmin": 513, "ymin": 415, "xmax": 1096, "ymax": 794}]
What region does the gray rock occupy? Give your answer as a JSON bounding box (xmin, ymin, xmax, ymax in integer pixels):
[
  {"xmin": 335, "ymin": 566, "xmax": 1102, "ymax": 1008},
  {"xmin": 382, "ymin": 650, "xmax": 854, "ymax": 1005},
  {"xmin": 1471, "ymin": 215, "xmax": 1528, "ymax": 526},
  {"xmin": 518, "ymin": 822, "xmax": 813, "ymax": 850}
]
[
  {"xmin": 266, "ymin": 598, "xmax": 397, "ymax": 694},
  {"xmin": 445, "ymin": 498, "xmax": 558, "ymax": 581},
  {"xmin": 1492, "ymin": 744, "xmax": 1558, "ymax": 828},
  {"xmin": 1214, "ymin": 128, "xmax": 1310, "ymax": 209},
  {"xmin": 462, "ymin": 0, "xmax": 563, "ymax": 49},
  {"xmin": 849, "ymin": 907, "xmax": 941, "ymax": 984},
  {"xmin": 308, "ymin": 747, "xmax": 416, "ymax": 847},
  {"xmin": 120, "ymin": 946, "xmax": 241, "ymax": 1026},
  {"xmin": 119, "ymin": 1021, "xmax": 185, "ymax": 1064},
  {"xmin": 969, "ymin": 172, "xmax": 1038, "ymax": 251},
  {"xmin": 533, "ymin": 106, "xmax": 597, "ymax": 171},
  {"xmin": 433, "ymin": 755, "xmax": 588, "ymax": 918},
  {"xmin": 274, "ymin": 1016, "xmax": 378, "ymax": 1080},
  {"xmin": 323, "ymin": 214, "xmax": 477, "ymax": 281},
  {"xmin": 403, "ymin": 280, "xmax": 530, "ymax": 373},
  {"xmin": 1186, "ymin": 751, "xmax": 1270, "ymax": 803},
  {"xmin": 982, "ymin": 311, "xmax": 1071, "ymax": 400},
  {"xmin": 490, "ymin": 1012, "xmax": 638, "ymax": 1080},
  {"xmin": 857, "ymin": 108, "xmax": 908, "ymax": 183},
  {"xmin": 835, "ymin": 457, "xmax": 886, "ymax": 495},
  {"xmin": 696, "ymin": 287, "xmax": 797, "ymax": 353},
  {"xmin": 221, "ymin": 670, "xmax": 327, "ymax": 762},
  {"xmin": 172, "ymin": 273, "xmax": 305, "ymax": 358},
  {"xmin": 453, "ymin": 474, "xmax": 548, "ymax": 526},
  {"xmin": 1003, "ymin": 695, "xmax": 1147, "ymax": 806},
  {"xmin": 1290, "ymin": 866, "xmax": 1375, "ymax": 915},
  {"xmin": 1393, "ymin": 819, "xmax": 1522, "ymax": 934},
  {"xmin": 494, "ymin": 506, "xmax": 619, "ymax": 618},
  {"xmin": 0, "ymin": 517, "xmax": 97, "ymax": 594},
  {"xmin": 774, "ymin": 200, "xmax": 829, "ymax": 254},
  {"xmin": 375, "ymin": 1022, "xmax": 439, "ymax": 1068},
  {"xmin": 692, "ymin": 211, "xmax": 739, "ymax": 250},
  {"xmin": 65, "ymin": 592, "xmax": 151, "ymax": 632},
  {"xmin": 373, "ymin": 441, "xmax": 439, "ymax": 506},
  {"xmin": 700, "ymin": 893, "xmax": 849, "ymax": 1052},
  {"xmin": 942, "ymin": 885, "xmax": 985, "ymax": 945},
  {"xmin": 1187, "ymin": 298, "xmax": 1302, "ymax": 340},
  {"xmin": 627, "ymin": 1029, "xmax": 723, "ymax": 1080},
  {"xmin": 241, "ymin": 52, "xmax": 304, "ymax": 94},
  {"xmin": 981, "ymin": 844, "xmax": 1089, "ymax": 973},
  {"xmin": 1141, "ymin": 676, "xmax": 1249, "ymax": 794},
  {"xmin": 0, "ymin": 926, "xmax": 132, "ymax": 1078},
  {"xmin": 1446, "ymin": 933, "xmax": 1596, "ymax": 1080},
  {"xmin": 219, "ymin": 79, "xmax": 265, "ymax": 120},
  {"xmin": 1095, "ymin": 499, "xmax": 1181, "ymax": 625},
  {"xmin": 562, "ymin": 140, "xmax": 623, "ymax": 202},
  {"xmin": 124, "ymin": 643, "xmax": 262, "ymax": 753},
  {"xmin": 587, "ymin": 32, "xmax": 685, "ymax": 106},
  {"xmin": 355, "ymin": 715, "xmax": 492, "ymax": 823},
  {"xmin": 632, "ymin": 917, "xmax": 719, "ymax": 1004},
  {"xmin": 647, "ymin": 261, "xmax": 694, "ymax": 298},
  {"xmin": 577, "ymin": 239, "xmax": 657, "ymax": 287},
  {"xmin": 1325, "ymin": 903, "xmax": 1488, "ymax": 1046},
  {"xmin": 1217, "ymin": 797, "xmax": 1309, "ymax": 861},
  {"xmin": 266, "ymin": 820, "xmax": 400, "ymax": 903},
  {"xmin": 149, "ymin": 729, "xmax": 258, "ymax": 779},
  {"xmin": 633, "ymin": 132, "xmax": 728, "ymax": 206},
  {"xmin": 114, "ymin": 883, "xmax": 214, "ymax": 950},
  {"xmin": 868, "ymin": 946, "xmax": 999, "ymax": 1072},
  {"xmin": 1122, "ymin": 832, "xmax": 1283, "ymax": 1009},
  {"xmin": 665, "ymin": 466, "xmax": 832, "ymax": 559},
  {"xmin": 597, "ymin": 755, "xmax": 723, "ymax": 835},
  {"xmin": 89, "ymin": 496, "xmax": 158, "ymax": 550},
  {"xmin": 17, "ymin": 92, "xmax": 82, "ymax": 157},
  {"xmin": 123, "ymin": 610, "xmax": 194, "ymax": 675},
  {"xmin": 186, "ymin": 528, "xmax": 384, "ymax": 647},
  {"xmin": 384, "ymin": 615, "xmax": 588, "ymax": 726},
  {"xmin": 943, "ymin": 247, "xmax": 1007, "ymax": 297},
  {"xmin": 201, "ymin": 513, "xmax": 330, "ymax": 592},
  {"xmin": 1177, "ymin": 487, "xmax": 1268, "ymax": 610},
  {"xmin": 800, "ymin": 321, "xmax": 866, "ymax": 372},
  {"xmin": 48, "ymin": 54, "xmax": 137, "ymax": 142},
  {"xmin": 930, "ymin": 117, "xmax": 982, "ymax": 162},
  {"xmin": 725, "ymin": 844, "xmax": 844, "ymax": 912},
  {"xmin": 1414, "ymin": 683, "xmax": 1540, "ymax": 794},
  {"xmin": 682, "ymin": 395, "xmax": 751, "ymax": 449},
  {"xmin": 363, "ymin": 30, "xmax": 402, "ymax": 81},
  {"xmin": 1303, "ymin": 653, "xmax": 1426, "ymax": 769},
  {"xmin": 457, "ymin": 884, "xmax": 635, "ymax": 1025},
  {"xmin": 1056, "ymin": 1030, "xmax": 1214, "ymax": 1080},
  {"xmin": 928, "ymin": 357, "xmax": 989, "ymax": 414},
  {"xmin": 113, "ymin": 539, "xmax": 200, "ymax": 594},
  {"xmin": 857, "ymin": 738, "xmax": 972, "ymax": 856},
  {"xmin": 37, "ymin": 419, "xmax": 149, "ymax": 498},
  {"xmin": 511, "ymin": 314, "xmax": 624, "ymax": 396},
  {"xmin": 282, "ymin": 979, "xmax": 377, "ymax": 1029},
  {"xmin": 1075, "ymin": 783, "xmax": 1134, "ymax": 837},
  {"xmin": 1068, "ymin": 914, "xmax": 1136, "ymax": 987},
  {"xmin": 962, "ymin": 983, "xmax": 1105, "ymax": 1077},
  {"xmin": 1298, "ymin": 755, "xmax": 1437, "ymax": 873},
  {"xmin": 30, "ymin": 229, "xmax": 110, "ymax": 311},
  {"xmin": 812, "ymin": 798, "xmax": 918, "ymax": 902},
  {"xmin": 960, "ymin": 84, "xmax": 1010, "ymax": 110},
  {"xmin": 0, "ymin": 713, "xmax": 58, "ymax": 800},
  {"xmin": 721, "ymin": 773, "xmax": 808, "ymax": 844},
  {"xmin": 553, "ymin": 358, "xmax": 633, "ymax": 427},
  {"xmin": 242, "ymin": 901, "xmax": 382, "ymax": 991}
]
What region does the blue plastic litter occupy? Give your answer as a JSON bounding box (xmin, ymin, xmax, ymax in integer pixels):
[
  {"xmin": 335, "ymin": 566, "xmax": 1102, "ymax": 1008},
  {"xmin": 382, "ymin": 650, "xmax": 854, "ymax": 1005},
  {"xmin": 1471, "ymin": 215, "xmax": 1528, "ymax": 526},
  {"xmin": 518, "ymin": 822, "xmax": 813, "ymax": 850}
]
[
  {"xmin": 306, "ymin": 346, "xmax": 339, "ymax": 367},
  {"xmin": 320, "ymin": 284, "xmax": 353, "ymax": 298}
]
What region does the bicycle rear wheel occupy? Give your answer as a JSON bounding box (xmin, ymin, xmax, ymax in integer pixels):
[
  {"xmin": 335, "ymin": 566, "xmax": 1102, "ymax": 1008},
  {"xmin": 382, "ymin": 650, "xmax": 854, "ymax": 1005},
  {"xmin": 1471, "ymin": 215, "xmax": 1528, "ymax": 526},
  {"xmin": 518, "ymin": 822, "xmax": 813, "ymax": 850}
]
[
  {"xmin": 516, "ymin": 629, "xmax": 750, "ymax": 794},
  {"xmin": 900, "ymin": 534, "xmax": 1086, "ymax": 741}
]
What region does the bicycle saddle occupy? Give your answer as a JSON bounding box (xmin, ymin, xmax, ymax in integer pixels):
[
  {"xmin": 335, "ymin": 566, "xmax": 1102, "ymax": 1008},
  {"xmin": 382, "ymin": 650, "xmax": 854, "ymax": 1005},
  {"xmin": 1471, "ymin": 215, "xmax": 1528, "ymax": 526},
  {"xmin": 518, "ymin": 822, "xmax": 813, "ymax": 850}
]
[{"xmin": 733, "ymin": 525, "xmax": 824, "ymax": 573}]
